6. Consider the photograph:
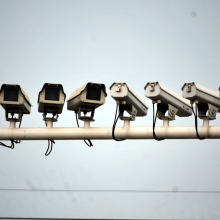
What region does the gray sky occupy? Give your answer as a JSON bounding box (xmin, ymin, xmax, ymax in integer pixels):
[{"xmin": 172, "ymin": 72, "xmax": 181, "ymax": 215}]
[{"xmin": 0, "ymin": 0, "xmax": 220, "ymax": 219}]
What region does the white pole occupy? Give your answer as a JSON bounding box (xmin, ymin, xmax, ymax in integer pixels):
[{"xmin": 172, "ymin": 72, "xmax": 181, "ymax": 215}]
[
  {"xmin": 0, "ymin": 125, "xmax": 219, "ymax": 140},
  {"xmin": 46, "ymin": 120, "xmax": 53, "ymax": 128},
  {"xmin": 163, "ymin": 119, "xmax": 169, "ymax": 127},
  {"xmin": 9, "ymin": 120, "xmax": 16, "ymax": 129}
]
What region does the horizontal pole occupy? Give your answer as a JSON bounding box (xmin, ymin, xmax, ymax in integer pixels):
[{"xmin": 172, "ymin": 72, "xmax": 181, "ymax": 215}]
[{"xmin": 0, "ymin": 126, "xmax": 220, "ymax": 140}]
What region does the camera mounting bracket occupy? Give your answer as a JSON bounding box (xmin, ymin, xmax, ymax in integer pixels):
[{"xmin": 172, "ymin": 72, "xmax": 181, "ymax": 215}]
[
  {"xmin": 43, "ymin": 111, "xmax": 59, "ymax": 122},
  {"xmin": 119, "ymin": 104, "xmax": 137, "ymax": 121},
  {"xmin": 5, "ymin": 109, "xmax": 23, "ymax": 122},
  {"xmin": 157, "ymin": 103, "xmax": 178, "ymax": 121},
  {"xmin": 195, "ymin": 101, "xmax": 219, "ymax": 120},
  {"xmin": 77, "ymin": 106, "xmax": 95, "ymax": 122}
]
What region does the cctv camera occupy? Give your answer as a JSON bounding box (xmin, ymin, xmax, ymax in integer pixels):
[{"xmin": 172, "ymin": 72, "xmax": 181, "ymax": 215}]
[
  {"xmin": 67, "ymin": 82, "xmax": 107, "ymax": 121},
  {"xmin": 110, "ymin": 82, "xmax": 149, "ymax": 142},
  {"xmin": 38, "ymin": 83, "xmax": 66, "ymax": 120},
  {"xmin": 0, "ymin": 84, "xmax": 32, "ymax": 121},
  {"xmin": 182, "ymin": 82, "xmax": 220, "ymax": 119},
  {"xmin": 144, "ymin": 82, "xmax": 192, "ymax": 120},
  {"xmin": 110, "ymin": 83, "xmax": 149, "ymax": 121}
]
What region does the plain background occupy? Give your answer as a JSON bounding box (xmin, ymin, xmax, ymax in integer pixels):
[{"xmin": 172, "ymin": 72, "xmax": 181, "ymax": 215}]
[{"xmin": 0, "ymin": 0, "xmax": 220, "ymax": 219}]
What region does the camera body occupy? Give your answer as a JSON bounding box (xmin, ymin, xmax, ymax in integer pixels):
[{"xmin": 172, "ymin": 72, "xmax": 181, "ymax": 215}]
[
  {"xmin": 145, "ymin": 82, "xmax": 192, "ymax": 120},
  {"xmin": 182, "ymin": 82, "xmax": 220, "ymax": 119},
  {"xmin": 38, "ymin": 83, "xmax": 66, "ymax": 114},
  {"xmin": 67, "ymin": 82, "xmax": 107, "ymax": 114},
  {"xmin": 182, "ymin": 82, "xmax": 220, "ymax": 110},
  {"xmin": 110, "ymin": 83, "xmax": 149, "ymax": 120},
  {"xmin": 0, "ymin": 84, "xmax": 32, "ymax": 115}
]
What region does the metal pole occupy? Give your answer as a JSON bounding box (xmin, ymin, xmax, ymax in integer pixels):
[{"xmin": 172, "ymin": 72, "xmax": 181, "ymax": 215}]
[
  {"xmin": 0, "ymin": 125, "xmax": 219, "ymax": 140},
  {"xmin": 9, "ymin": 120, "xmax": 16, "ymax": 129}
]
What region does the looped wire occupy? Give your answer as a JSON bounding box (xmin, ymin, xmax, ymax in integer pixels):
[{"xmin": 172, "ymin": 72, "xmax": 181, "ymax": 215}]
[
  {"xmin": 153, "ymin": 103, "xmax": 165, "ymax": 141},
  {"xmin": 45, "ymin": 139, "xmax": 55, "ymax": 156},
  {"xmin": 0, "ymin": 117, "xmax": 22, "ymax": 149},
  {"xmin": 112, "ymin": 104, "xmax": 126, "ymax": 141},
  {"xmin": 75, "ymin": 112, "xmax": 93, "ymax": 147},
  {"xmin": 191, "ymin": 103, "xmax": 205, "ymax": 140},
  {"xmin": 44, "ymin": 121, "xmax": 56, "ymax": 156}
]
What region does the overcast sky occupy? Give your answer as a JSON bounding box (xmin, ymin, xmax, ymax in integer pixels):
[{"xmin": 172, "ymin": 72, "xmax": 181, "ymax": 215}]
[{"xmin": 0, "ymin": 0, "xmax": 220, "ymax": 219}]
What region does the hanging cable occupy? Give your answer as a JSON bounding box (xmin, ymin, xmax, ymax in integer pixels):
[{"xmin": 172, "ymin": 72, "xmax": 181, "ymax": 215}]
[
  {"xmin": 191, "ymin": 103, "xmax": 205, "ymax": 140},
  {"xmin": 152, "ymin": 103, "xmax": 165, "ymax": 141},
  {"xmin": 44, "ymin": 121, "xmax": 56, "ymax": 156},
  {"xmin": 112, "ymin": 104, "xmax": 126, "ymax": 141},
  {"xmin": 0, "ymin": 117, "xmax": 22, "ymax": 149},
  {"xmin": 45, "ymin": 139, "xmax": 55, "ymax": 156},
  {"xmin": 75, "ymin": 112, "xmax": 93, "ymax": 147},
  {"xmin": 0, "ymin": 140, "xmax": 14, "ymax": 149},
  {"xmin": 18, "ymin": 117, "xmax": 22, "ymax": 128}
]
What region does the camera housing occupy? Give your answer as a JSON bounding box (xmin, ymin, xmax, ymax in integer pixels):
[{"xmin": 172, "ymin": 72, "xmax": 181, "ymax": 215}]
[
  {"xmin": 67, "ymin": 82, "xmax": 107, "ymax": 120},
  {"xmin": 110, "ymin": 83, "xmax": 149, "ymax": 120},
  {"xmin": 182, "ymin": 82, "xmax": 220, "ymax": 119},
  {"xmin": 0, "ymin": 84, "xmax": 32, "ymax": 121},
  {"xmin": 38, "ymin": 83, "xmax": 66, "ymax": 118},
  {"xmin": 144, "ymin": 82, "xmax": 192, "ymax": 120}
]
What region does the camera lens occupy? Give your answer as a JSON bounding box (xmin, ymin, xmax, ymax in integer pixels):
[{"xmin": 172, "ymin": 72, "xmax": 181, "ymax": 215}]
[
  {"xmin": 45, "ymin": 88, "xmax": 60, "ymax": 101},
  {"xmin": 4, "ymin": 88, "xmax": 19, "ymax": 101},
  {"xmin": 86, "ymin": 87, "xmax": 101, "ymax": 101}
]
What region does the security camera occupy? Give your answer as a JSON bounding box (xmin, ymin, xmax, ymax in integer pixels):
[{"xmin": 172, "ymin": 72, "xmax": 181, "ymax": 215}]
[
  {"xmin": 182, "ymin": 82, "xmax": 220, "ymax": 119},
  {"xmin": 110, "ymin": 83, "xmax": 149, "ymax": 121},
  {"xmin": 144, "ymin": 82, "xmax": 192, "ymax": 120},
  {"xmin": 38, "ymin": 83, "xmax": 66, "ymax": 121},
  {"xmin": 0, "ymin": 84, "xmax": 32, "ymax": 121},
  {"xmin": 67, "ymin": 82, "xmax": 107, "ymax": 121}
]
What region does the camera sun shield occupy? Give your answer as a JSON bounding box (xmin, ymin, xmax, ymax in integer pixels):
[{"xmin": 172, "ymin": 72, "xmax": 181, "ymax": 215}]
[
  {"xmin": 0, "ymin": 84, "xmax": 32, "ymax": 115},
  {"xmin": 67, "ymin": 82, "xmax": 107, "ymax": 121},
  {"xmin": 38, "ymin": 83, "xmax": 66, "ymax": 114}
]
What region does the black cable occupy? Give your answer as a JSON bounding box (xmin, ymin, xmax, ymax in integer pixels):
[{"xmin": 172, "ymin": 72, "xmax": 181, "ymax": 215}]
[
  {"xmin": 44, "ymin": 120, "xmax": 56, "ymax": 156},
  {"xmin": 153, "ymin": 103, "xmax": 159, "ymax": 140},
  {"xmin": 152, "ymin": 103, "xmax": 165, "ymax": 141},
  {"xmin": 0, "ymin": 140, "xmax": 15, "ymax": 149},
  {"xmin": 114, "ymin": 103, "xmax": 118, "ymax": 125},
  {"xmin": 112, "ymin": 104, "xmax": 126, "ymax": 141},
  {"xmin": 75, "ymin": 112, "xmax": 93, "ymax": 147},
  {"xmin": 0, "ymin": 116, "xmax": 22, "ymax": 149},
  {"xmin": 45, "ymin": 139, "xmax": 55, "ymax": 156},
  {"xmin": 191, "ymin": 103, "xmax": 205, "ymax": 140},
  {"xmin": 18, "ymin": 116, "xmax": 22, "ymax": 128}
]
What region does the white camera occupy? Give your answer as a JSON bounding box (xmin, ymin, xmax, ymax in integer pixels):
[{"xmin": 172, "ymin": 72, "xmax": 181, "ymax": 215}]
[
  {"xmin": 144, "ymin": 82, "xmax": 192, "ymax": 120},
  {"xmin": 38, "ymin": 83, "xmax": 66, "ymax": 120},
  {"xmin": 67, "ymin": 82, "xmax": 107, "ymax": 121},
  {"xmin": 110, "ymin": 83, "xmax": 149, "ymax": 121},
  {"xmin": 182, "ymin": 82, "xmax": 220, "ymax": 119},
  {"xmin": 0, "ymin": 84, "xmax": 32, "ymax": 121}
]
